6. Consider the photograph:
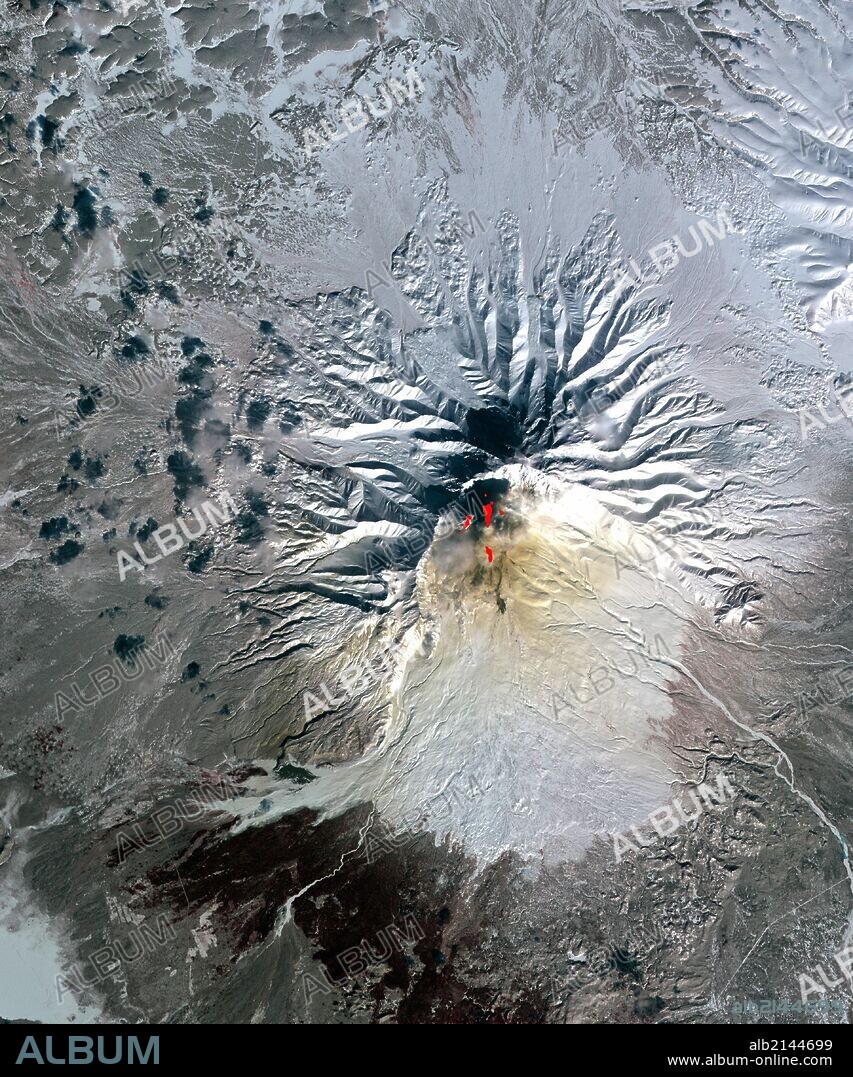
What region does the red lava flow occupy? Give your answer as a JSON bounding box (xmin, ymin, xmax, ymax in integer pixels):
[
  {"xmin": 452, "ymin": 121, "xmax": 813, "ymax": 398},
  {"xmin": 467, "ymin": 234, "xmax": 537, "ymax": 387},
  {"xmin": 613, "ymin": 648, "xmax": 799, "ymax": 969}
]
[{"xmin": 459, "ymin": 500, "xmax": 500, "ymax": 564}]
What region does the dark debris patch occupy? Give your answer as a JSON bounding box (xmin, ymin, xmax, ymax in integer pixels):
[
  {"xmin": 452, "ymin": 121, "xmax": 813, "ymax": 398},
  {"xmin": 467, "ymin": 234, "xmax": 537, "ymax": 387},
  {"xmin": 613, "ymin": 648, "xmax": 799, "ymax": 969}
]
[
  {"xmin": 186, "ymin": 542, "xmax": 213, "ymax": 574},
  {"xmin": 59, "ymin": 40, "xmax": 86, "ymax": 57},
  {"xmin": 246, "ymin": 398, "xmax": 270, "ymax": 431},
  {"xmin": 193, "ymin": 197, "xmax": 214, "ymax": 223},
  {"xmin": 175, "ymin": 389, "xmax": 212, "ymax": 445},
  {"xmin": 134, "ymin": 517, "xmax": 159, "ymax": 542},
  {"xmin": 75, "ymin": 385, "xmax": 102, "ymax": 418},
  {"xmin": 204, "ymin": 419, "xmax": 230, "ymax": 439},
  {"xmin": 166, "ymin": 450, "xmax": 205, "ymax": 501},
  {"xmin": 177, "ymin": 351, "xmax": 214, "ymax": 388},
  {"xmin": 49, "ymin": 539, "xmax": 83, "ymax": 565},
  {"xmin": 97, "ymin": 500, "xmax": 119, "ymax": 520},
  {"xmin": 34, "ymin": 114, "xmax": 60, "ymax": 148},
  {"xmin": 275, "ymin": 762, "xmax": 315, "ymax": 785},
  {"xmin": 122, "ymin": 269, "xmax": 149, "ymax": 300},
  {"xmin": 235, "ymin": 489, "xmax": 269, "ymax": 546},
  {"xmin": 181, "ymin": 336, "xmax": 204, "ymax": 356},
  {"xmin": 50, "ymin": 204, "xmax": 67, "ymax": 232},
  {"xmin": 114, "ymin": 634, "xmax": 145, "ymax": 662},
  {"xmin": 139, "ymin": 803, "xmax": 549, "ymax": 1021},
  {"xmin": 72, "ymin": 185, "xmax": 97, "ymax": 235},
  {"xmin": 39, "ymin": 516, "xmax": 69, "ymax": 540},
  {"xmin": 84, "ymin": 455, "xmax": 107, "ymax": 482},
  {"xmin": 156, "ymin": 281, "xmax": 180, "ymax": 304},
  {"xmin": 181, "ymin": 661, "xmax": 200, "ymax": 682},
  {"xmin": 119, "ymin": 335, "xmax": 150, "ymax": 362}
]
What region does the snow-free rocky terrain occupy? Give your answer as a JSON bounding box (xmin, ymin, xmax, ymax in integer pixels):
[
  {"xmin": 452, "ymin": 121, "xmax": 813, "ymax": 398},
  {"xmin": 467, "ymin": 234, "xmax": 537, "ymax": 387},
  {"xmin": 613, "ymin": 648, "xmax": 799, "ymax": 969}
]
[{"xmin": 0, "ymin": 0, "xmax": 852, "ymax": 1023}]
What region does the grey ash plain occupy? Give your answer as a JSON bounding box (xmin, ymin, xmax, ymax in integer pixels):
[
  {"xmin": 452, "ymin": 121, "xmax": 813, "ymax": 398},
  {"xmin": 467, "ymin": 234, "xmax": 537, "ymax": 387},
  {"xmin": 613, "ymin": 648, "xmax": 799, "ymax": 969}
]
[{"xmin": 0, "ymin": 0, "xmax": 851, "ymax": 1024}]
